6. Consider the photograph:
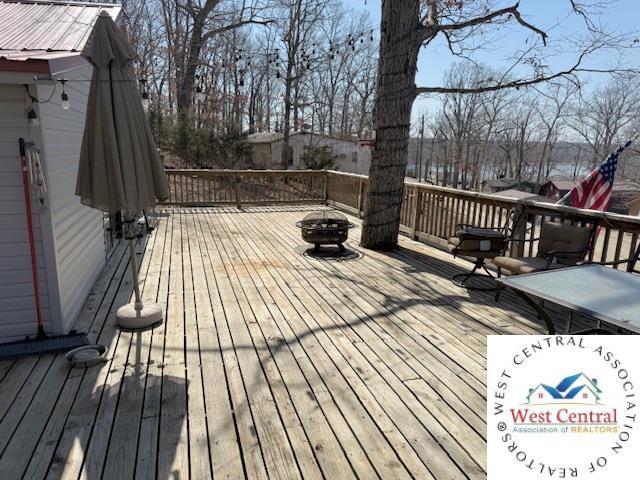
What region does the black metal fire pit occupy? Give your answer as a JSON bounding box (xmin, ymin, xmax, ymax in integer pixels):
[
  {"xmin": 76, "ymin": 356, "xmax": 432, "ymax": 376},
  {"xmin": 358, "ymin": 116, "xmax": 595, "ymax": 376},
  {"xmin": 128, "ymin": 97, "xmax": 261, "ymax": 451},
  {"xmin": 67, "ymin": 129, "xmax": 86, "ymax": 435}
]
[{"xmin": 296, "ymin": 210, "xmax": 354, "ymax": 252}]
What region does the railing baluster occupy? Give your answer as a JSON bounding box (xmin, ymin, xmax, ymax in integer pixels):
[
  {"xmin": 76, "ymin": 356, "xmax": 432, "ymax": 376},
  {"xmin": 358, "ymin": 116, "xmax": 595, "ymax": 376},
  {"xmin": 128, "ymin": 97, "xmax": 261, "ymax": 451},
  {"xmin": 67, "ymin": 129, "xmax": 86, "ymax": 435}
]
[
  {"xmin": 438, "ymin": 195, "xmax": 446, "ymax": 238},
  {"xmin": 357, "ymin": 180, "xmax": 364, "ymax": 218},
  {"xmin": 613, "ymin": 230, "xmax": 624, "ymax": 268},
  {"xmin": 600, "ymin": 228, "xmax": 612, "ymax": 263},
  {"xmin": 528, "ymin": 214, "xmax": 537, "ymax": 257},
  {"xmin": 630, "ymin": 233, "xmax": 638, "ymax": 261}
]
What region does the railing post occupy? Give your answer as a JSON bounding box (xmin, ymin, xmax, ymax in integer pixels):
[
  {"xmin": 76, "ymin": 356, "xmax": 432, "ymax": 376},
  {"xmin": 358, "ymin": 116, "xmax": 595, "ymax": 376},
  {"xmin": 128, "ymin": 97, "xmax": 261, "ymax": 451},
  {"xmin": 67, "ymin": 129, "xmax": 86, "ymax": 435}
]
[
  {"xmin": 357, "ymin": 179, "xmax": 365, "ymax": 218},
  {"xmin": 511, "ymin": 205, "xmax": 527, "ymax": 257},
  {"xmin": 412, "ymin": 187, "xmax": 422, "ymax": 240},
  {"xmin": 234, "ymin": 176, "xmax": 242, "ymax": 210},
  {"xmin": 323, "ymin": 171, "xmax": 328, "ymax": 205}
]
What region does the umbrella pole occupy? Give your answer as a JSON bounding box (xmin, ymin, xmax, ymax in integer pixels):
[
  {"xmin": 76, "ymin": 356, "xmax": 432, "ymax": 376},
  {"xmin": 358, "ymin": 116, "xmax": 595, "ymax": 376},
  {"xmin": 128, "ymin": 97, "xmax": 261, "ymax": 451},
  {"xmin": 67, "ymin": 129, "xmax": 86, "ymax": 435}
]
[
  {"xmin": 128, "ymin": 237, "xmax": 143, "ymax": 310},
  {"xmin": 116, "ymin": 217, "xmax": 163, "ymax": 331}
]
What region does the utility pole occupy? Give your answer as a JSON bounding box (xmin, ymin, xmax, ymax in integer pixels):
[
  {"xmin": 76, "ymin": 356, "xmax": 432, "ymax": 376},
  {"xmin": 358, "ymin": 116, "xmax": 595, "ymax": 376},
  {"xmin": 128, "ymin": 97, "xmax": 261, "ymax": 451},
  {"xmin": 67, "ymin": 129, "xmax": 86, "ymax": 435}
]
[{"xmin": 417, "ymin": 114, "xmax": 425, "ymax": 182}]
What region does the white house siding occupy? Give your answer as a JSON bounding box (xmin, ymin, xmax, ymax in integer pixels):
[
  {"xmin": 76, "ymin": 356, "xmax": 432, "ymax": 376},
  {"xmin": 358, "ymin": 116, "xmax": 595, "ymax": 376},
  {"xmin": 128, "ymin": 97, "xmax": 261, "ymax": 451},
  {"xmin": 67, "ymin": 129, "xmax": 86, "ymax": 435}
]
[
  {"xmin": 37, "ymin": 63, "xmax": 106, "ymax": 333},
  {"xmin": 334, "ymin": 144, "xmax": 372, "ymax": 175},
  {"xmin": 0, "ymin": 84, "xmax": 53, "ymax": 340},
  {"xmin": 248, "ymin": 132, "xmax": 372, "ymax": 172}
]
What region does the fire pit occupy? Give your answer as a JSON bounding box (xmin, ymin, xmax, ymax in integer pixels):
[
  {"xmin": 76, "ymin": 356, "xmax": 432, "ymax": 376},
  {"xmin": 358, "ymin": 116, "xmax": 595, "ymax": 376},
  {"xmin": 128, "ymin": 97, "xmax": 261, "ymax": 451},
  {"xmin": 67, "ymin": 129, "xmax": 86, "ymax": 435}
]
[{"xmin": 296, "ymin": 210, "xmax": 354, "ymax": 252}]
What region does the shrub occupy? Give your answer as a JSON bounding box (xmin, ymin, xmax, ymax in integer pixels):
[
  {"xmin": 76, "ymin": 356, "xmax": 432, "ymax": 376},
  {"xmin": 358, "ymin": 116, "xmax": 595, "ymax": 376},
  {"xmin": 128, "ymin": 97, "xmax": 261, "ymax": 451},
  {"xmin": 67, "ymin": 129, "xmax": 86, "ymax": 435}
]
[{"xmin": 301, "ymin": 145, "xmax": 337, "ymax": 170}]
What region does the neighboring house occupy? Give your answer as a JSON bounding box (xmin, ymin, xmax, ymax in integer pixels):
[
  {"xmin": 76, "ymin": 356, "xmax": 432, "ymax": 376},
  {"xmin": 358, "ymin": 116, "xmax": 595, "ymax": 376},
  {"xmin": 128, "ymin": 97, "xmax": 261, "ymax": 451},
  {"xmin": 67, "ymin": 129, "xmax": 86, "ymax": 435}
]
[
  {"xmin": 247, "ymin": 131, "xmax": 372, "ymax": 173},
  {"xmin": 539, "ymin": 179, "xmax": 580, "ymax": 200},
  {"xmin": 0, "ymin": 1, "xmax": 121, "ymax": 342},
  {"xmin": 540, "ymin": 178, "xmax": 640, "ymax": 214},
  {"xmin": 626, "ymin": 195, "xmax": 640, "ymax": 217},
  {"xmin": 489, "ymin": 189, "xmax": 552, "ymax": 203},
  {"xmin": 518, "ymin": 180, "xmax": 543, "ymax": 194},
  {"xmin": 247, "ymin": 132, "xmax": 284, "ymax": 169},
  {"xmin": 610, "ymin": 181, "xmax": 640, "ymax": 215},
  {"xmin": 481, "ymin": 178, "xmax": 518, "ymax": 193}
]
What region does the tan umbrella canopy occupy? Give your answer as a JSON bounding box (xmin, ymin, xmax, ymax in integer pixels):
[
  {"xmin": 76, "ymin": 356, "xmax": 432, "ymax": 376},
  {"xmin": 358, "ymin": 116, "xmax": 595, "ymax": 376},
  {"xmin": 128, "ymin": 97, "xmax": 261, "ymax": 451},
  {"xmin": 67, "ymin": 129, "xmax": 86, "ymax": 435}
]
[
  {"xmin": 77, "ymin": 11, "xmax": 168, "ymax": 213},
  {"xmin": 76, "ymin": 11, "xmax": 168, "ymax": 330}
]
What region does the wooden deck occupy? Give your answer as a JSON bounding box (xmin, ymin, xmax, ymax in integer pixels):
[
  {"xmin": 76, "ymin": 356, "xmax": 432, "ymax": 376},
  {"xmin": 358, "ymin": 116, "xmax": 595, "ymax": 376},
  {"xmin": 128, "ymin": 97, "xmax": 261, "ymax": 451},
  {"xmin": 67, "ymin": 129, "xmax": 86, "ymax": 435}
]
[{"xmin": 0, "ymin": 206, "xmax": 550, "ymax": 480}]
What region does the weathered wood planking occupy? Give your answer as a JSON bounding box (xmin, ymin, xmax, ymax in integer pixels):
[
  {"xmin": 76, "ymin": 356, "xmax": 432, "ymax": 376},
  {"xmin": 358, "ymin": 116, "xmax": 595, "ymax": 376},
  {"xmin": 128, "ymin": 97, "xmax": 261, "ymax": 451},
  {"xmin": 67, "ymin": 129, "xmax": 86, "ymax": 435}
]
[{"xmin": 0, "ymin": 206, "xmax": 560, "ymax": 479}]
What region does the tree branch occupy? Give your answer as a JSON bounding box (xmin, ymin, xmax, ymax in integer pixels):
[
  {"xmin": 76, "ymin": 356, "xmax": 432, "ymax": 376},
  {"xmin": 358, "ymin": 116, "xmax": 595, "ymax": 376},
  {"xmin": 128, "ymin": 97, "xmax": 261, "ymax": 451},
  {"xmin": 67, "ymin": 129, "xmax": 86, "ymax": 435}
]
[
  {"xmin": 417, "ymin": 55, "xmax": 595, "ymax": 95},
  {"xmin": 434, "ymin": 3, "xmax": 548, "ymax": 46},
  {"xmin": 202, "ymin": 18, "xmax": 274, "ymax": 41}
]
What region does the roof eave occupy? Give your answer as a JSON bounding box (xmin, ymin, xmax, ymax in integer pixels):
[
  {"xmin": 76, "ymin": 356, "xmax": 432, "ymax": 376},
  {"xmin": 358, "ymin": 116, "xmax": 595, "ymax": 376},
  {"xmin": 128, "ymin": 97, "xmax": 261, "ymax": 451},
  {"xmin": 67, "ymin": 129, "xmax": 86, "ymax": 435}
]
[
  {"xmin": 0, "ymin": 57, "xmax": 49, "ymax": 74},
  {"xmin": 0, "ymin": 52, "xmax": 87, "ymax": 76}
]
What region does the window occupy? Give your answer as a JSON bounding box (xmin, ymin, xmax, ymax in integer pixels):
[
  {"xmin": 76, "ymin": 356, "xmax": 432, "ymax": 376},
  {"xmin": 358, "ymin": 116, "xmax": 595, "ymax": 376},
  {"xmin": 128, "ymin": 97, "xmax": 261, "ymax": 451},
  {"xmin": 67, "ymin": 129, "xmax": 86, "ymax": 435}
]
[
  {"xmin": 583, "ymin": 393, "xmax": 588, "ymax": 399},
  {"xmin": 351, "ymin": 151, "xmax": 357, "ymax": 163},
  {"xmin": 539, "ymin": 393, "xmax": 543, "ymax": 399}
]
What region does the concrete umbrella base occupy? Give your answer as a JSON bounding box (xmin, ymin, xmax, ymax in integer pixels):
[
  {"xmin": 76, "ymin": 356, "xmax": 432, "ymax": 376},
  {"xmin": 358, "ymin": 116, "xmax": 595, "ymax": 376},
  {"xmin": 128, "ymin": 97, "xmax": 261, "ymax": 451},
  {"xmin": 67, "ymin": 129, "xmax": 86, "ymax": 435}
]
[{"xmin": 116, "ymin": 302, "xmax": 163, "ymax": 332}]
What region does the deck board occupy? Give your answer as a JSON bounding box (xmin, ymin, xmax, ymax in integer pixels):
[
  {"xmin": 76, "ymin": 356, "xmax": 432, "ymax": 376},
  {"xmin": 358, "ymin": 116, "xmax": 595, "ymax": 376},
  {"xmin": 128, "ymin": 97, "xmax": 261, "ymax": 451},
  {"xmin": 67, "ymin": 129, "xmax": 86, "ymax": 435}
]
[{"xmin": 0, "ymin": 206, "xmax": 555, "ymax": 479}]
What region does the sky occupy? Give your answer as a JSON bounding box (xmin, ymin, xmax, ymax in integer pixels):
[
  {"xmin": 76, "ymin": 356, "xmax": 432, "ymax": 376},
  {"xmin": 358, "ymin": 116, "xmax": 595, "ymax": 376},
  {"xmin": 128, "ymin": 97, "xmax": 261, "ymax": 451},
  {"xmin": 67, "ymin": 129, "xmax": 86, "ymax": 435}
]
[{"xmin": 343, "ymin": 0, "xmax": 640, "ymax": 130}]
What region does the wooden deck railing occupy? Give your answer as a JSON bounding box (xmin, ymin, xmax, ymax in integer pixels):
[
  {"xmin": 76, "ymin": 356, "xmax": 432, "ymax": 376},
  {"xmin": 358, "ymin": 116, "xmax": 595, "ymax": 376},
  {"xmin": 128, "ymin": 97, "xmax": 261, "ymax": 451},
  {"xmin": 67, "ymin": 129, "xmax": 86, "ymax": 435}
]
[
  {"xmin": 164, "ymin": 170, "xmax": 326, "ymax": 207},
  {"xmin": 161, "ymin": 169, "xmax": 640, "ymax": 266},
  {"xmin": 325, "ymin": 170, "xmax": 640, "ymax": 266}
]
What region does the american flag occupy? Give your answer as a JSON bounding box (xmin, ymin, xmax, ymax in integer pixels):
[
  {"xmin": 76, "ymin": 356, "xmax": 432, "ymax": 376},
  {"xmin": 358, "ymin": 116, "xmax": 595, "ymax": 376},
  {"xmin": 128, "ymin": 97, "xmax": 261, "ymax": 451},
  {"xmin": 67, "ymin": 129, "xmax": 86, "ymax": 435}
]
[{"xmin": 561, "ymin": 140, "xmax": 632, "ymax": 211}]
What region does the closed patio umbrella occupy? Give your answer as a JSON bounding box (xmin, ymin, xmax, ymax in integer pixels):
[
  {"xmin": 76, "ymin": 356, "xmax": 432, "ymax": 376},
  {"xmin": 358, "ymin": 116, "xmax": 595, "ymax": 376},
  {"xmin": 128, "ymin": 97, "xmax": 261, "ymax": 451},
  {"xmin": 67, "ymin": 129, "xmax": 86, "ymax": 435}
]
[{"xmin": 77, "ymin": 11, "xmax": 168, "ymax": 330}]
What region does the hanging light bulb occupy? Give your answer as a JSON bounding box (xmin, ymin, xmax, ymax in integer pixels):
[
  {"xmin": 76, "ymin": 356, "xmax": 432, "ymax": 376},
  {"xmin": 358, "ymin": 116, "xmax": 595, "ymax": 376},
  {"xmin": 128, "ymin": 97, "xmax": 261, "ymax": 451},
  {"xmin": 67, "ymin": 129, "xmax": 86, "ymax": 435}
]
[
  {"xmin": 27, "ymin": 107, "xmax": 39, "ymax": 127},
  {"xmin": 139, "ymin": 78, "xmax": 149, "ymax": 110},
  {"xmin": 24, "ymin": 85, "xmax": 39, "ymax": 126},
  {"xmin": 60, "ymin": 79, "xmax": 70, "ymax": 110},
  {"xmin": 141, "ymin": 90, "xmax": 150, "ymax": 110},
  {"xmin": 195, "ymin": 85, "xmax": 205, "ymax": 103}
]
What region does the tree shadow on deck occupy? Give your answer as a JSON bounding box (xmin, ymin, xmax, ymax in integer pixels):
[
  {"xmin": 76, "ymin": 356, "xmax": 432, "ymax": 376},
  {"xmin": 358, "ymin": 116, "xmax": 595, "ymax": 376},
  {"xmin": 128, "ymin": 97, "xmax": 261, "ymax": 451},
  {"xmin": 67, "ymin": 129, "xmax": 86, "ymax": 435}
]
[
  {"xmin": 325, "ymin": 242, "xmax": 554, "ymax": 335},
  {"xmin": 45, "ymin": 352, "xmax": 189, "ymax": 480},
  {"xmin": 350, "ymin": 242, "xmax": 581, "ymax": 335}
]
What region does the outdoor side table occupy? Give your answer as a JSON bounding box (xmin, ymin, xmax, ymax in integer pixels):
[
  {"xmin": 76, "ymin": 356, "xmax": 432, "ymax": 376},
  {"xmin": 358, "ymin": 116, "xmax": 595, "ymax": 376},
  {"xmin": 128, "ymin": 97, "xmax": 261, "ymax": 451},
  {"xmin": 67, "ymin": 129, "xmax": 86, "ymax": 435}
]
[{"xmin": 496, "ymin": 264, "xmax": 640, "ymax": 335}]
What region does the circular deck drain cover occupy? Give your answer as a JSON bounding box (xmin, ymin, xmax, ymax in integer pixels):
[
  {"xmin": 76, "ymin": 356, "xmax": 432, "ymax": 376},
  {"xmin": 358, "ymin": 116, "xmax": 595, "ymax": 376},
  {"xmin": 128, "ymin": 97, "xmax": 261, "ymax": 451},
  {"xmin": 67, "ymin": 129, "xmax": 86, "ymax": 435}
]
[
  {"xmin": 65, "ymin": 344, "xmax": 107, "ymax": 368},
  {"xmin": 294, "ymin": 244, "xmax": 362, "ymax": 261}
]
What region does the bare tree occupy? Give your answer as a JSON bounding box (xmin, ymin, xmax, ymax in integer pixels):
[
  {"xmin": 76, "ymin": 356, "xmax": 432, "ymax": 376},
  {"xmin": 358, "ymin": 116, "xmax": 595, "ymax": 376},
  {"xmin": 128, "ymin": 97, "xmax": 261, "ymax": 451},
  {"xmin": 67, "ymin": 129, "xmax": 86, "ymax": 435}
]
[
  {"xmin": 174, "ymin": 0, "xmax": 272, "ymax": 117},
  {"xmin": 273, "ymin": 0, "xmax": 328, "ymax": 167},
  {"xmin": 360, "ymin": 0, "xmax": 637, "ymax": 249},
  {"xmin": 532, "ymin": 82, "xmax": 575, "ymax": 184},
  {"xmin": 568, "ymin": 77, "xmax": 640, "ymax": 168}
]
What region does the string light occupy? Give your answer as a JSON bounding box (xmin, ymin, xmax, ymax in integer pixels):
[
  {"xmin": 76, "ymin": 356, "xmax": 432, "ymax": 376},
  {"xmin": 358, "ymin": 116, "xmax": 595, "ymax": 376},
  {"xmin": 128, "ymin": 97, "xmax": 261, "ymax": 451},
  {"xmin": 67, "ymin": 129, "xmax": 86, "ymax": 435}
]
[
  {"xmin": 23, "ymin": 85, "xmax": 39, "ymax": 126},
  {"xmin": 35, "ymin": 23, "xmax": 379, "ymax": 100},
  {"xmin": 139, "ymin": 78, "xmax": 149, "ymax": 110},
  {"xmin": 27, "ymin": 108, "xmax": 39, "ymax": 127},
  {"xmin": 60, "ymin": 79, "xmax": 70, "ymax": 110},
  {"xmin": 194, "ymin": 23, "xmax": 378, "ymax": 79},
  {"xmin": 195, "ymin": 84, "xmax": 205, "ymax": 102}
]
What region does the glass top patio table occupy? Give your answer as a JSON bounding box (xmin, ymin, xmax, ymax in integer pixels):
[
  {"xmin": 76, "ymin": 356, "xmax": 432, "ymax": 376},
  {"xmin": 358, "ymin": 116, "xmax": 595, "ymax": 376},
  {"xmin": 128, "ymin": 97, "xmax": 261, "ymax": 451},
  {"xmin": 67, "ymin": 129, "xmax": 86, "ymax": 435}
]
[{"xmin": 497, "ymin": 264, "xmax": 640, "ymax": 333}]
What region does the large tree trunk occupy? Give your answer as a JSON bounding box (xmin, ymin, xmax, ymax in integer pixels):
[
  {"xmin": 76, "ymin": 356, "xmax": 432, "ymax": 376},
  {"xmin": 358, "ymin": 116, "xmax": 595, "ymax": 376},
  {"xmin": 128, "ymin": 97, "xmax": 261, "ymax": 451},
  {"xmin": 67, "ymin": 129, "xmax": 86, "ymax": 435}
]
[{"xmin": 360, "ymin": 0, "xmax": 422, "ymax": 250}]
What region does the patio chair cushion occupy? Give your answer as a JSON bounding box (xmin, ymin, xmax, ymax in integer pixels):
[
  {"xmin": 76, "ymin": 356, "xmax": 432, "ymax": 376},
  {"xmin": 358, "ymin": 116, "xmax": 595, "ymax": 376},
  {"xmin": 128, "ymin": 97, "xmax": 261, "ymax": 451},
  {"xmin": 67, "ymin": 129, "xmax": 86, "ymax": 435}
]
[
  {"xmin": 537, "ymin": 222, "xmax": 591, "ymax": 265},
  {"xmin": 493, "ymin": 255, "xmax": 564, "ymax": 275},
  {"xmin": 447, "ymin": 236, "xmax": 504, "ymax": 259}
]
